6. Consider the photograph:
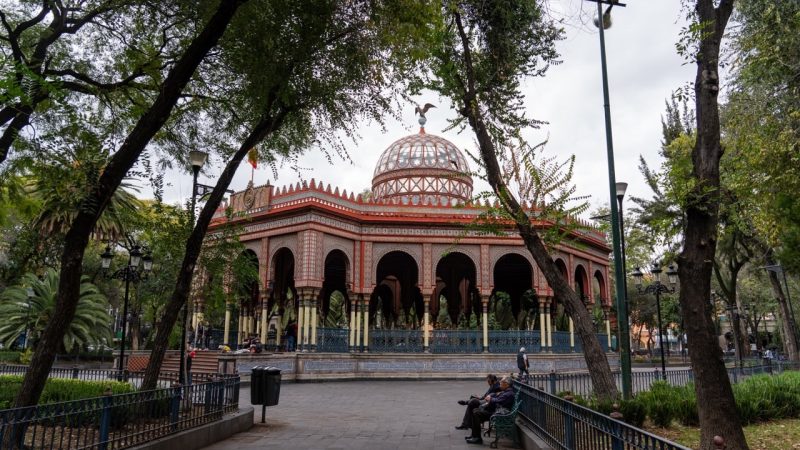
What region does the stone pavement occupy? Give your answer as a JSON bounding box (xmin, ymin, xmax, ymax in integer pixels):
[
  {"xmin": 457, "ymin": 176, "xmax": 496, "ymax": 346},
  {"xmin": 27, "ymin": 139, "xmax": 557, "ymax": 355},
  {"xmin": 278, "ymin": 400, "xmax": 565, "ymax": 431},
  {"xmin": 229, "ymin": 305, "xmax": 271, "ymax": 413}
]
[{"xmin": 203, "ymin": 380, "xmax": 519, "ymax": 450}]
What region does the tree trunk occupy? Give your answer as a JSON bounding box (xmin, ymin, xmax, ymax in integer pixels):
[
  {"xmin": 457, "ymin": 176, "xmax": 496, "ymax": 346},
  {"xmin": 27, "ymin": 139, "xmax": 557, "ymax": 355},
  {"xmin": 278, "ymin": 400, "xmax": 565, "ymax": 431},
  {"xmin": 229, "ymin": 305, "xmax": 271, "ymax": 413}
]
[
  {"xmin": 680, "ymin": 1, "xmax": 746, "ymax": 449},
  {"xmin": 141, "ymin": 107, "xmax": 290, "ymax": 391},
  {"xmin": 448, "ymin": 9, "xmax": 617, "ymax": 400},
  {"xmin": 12, "ymin": 0, "xmax": 246, "ymax": 409},
  {"xmin": 765, "ymin": 261, "xmax": 799, "ymax": 361}
]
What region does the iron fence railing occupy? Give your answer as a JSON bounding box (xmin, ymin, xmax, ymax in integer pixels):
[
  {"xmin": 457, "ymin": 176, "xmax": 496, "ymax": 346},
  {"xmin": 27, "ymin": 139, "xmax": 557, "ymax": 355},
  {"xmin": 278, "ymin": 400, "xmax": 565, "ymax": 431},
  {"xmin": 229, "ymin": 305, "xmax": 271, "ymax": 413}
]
[
  {"xmin": 0, "ymin": 365, "xmax": 238, "ymax": 389},
  {"xmin": 368, "ymin": 330, "xmax": 423, "ymax": 353},
  {"xmin": 521, "ymin": 361, "xmax": 800, "ymax": 398},
  {"xmin": 0, "ymin": 376, "xmax": 239, "ymax": 450},
  {"xmin": 316, "ymin": 328, "xmax": 349, "ymax": 353},
  {"xmin": 515, "ymin": 381, "xmax": 691, "ymax": 450},
  {"xmin": 429, "ymin": 330, "xmax": 481, "ymax": 353},
  {"xmin": 487, "ymin": 330, "xmax": 541, "ymax": 353}
]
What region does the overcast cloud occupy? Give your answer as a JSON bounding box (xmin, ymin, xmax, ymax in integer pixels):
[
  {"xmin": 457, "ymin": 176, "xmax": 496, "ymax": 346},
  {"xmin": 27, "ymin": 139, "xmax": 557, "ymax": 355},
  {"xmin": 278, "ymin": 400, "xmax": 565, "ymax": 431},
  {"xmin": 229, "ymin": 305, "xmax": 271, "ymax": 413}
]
[{"xmin": 161, "ymin": 1, "xmax": 694, "ymax": 217}]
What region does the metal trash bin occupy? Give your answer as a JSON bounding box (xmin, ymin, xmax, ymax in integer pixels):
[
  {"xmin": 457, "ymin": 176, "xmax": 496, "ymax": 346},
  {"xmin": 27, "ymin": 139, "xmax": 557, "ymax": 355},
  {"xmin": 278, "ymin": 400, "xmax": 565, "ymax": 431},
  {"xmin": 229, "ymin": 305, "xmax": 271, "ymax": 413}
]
[
  {"xmin": 264, "ymin": 367, "xmax": 282, "ymax": 406},
  {"xmin": 250, "ymin": 366, "xmax": 265, "ymax": 405}
]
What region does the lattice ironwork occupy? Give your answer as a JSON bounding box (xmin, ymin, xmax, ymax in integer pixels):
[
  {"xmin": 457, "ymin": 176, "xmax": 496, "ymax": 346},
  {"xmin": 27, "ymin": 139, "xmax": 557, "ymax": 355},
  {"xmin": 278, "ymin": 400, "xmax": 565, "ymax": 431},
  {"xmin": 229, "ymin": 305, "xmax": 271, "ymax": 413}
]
[
  {"xmin": 488, "ymin": 330, "xmax": 541, "ymax": 354},
  {"xmin": 429, "ymin": 330, "xmax": 481, "ymax": 353},
  {"xmin": 316, "ymin": 328, "xmax": 349, "ymax": 353},
  {"xmin": 369, "ymin": 330, "xmax": 423, "ymax": 353}
]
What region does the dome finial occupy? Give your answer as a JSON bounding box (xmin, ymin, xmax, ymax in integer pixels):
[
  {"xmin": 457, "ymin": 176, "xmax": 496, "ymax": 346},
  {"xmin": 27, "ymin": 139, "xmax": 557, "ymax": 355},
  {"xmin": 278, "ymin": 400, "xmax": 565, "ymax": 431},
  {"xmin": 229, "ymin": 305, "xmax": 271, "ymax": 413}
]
[{"xmin": 414, "ymin": 102, "xmax": 436, "ymax": 133}]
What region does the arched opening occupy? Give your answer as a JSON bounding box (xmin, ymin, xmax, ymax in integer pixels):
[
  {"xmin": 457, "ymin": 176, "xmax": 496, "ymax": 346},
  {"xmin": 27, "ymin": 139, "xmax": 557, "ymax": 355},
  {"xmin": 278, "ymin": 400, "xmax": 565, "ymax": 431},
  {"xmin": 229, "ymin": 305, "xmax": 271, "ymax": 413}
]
[
  {"xmin": 268, "ymin": 248, "xmax": 297, "ymax": 324},
  {"xmin": 552, "ymin": 258, "xmax": 570, "ymax": 331},
  {"xmin": 593, "ymin": 270, "xmax": 607, "ymax": 306},
  {"xmin": 319, "ymin": 250, "xmax": 350, "ymax": 325},
  {"xmin": 371, "ymin": 251, "xmax": 421, "ymax": 329},
  {"xmin": 492, "ymin": 254, "xmax": 535, "ymax": 330},
  {"xmin": 432, "ymin": 252, "xmax": 478, "ymax": 327},
  {"xmin": 574, "ymin": 265, "xmax": 589, "ymax": 303}
]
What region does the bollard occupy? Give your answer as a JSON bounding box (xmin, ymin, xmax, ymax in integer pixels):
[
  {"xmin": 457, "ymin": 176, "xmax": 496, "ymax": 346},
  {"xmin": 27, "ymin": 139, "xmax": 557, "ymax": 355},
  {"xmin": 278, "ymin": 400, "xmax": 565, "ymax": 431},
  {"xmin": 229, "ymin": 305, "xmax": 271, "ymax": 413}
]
[{"xmin": 712, "ymin": 435, "xmax": 725, "ymax": 449}]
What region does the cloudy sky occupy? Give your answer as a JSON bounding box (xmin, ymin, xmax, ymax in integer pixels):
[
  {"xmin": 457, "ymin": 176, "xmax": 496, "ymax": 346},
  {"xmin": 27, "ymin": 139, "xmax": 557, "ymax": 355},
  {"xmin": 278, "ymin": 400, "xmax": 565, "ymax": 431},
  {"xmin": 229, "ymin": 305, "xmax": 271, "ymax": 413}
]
[{"xmin": 164, "ymin": 1, "xmax": 694, "ymax": 216}]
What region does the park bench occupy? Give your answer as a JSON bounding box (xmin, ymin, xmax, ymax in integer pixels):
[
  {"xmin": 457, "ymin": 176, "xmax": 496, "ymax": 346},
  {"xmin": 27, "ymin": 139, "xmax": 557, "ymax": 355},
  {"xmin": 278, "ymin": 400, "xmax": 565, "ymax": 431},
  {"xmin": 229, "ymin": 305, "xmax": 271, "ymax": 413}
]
[{"xmin": 484, "ymin": 389, "xmax": 522, "ymax": 448}]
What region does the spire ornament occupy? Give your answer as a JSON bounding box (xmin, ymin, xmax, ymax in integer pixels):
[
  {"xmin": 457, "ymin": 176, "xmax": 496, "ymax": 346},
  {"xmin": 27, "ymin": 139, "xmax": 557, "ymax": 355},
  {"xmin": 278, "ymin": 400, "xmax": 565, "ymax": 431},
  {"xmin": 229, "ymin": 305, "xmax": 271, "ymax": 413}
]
[{"xmin": 414, "ymin": 102, "xmax": 436, "ymax": 132}]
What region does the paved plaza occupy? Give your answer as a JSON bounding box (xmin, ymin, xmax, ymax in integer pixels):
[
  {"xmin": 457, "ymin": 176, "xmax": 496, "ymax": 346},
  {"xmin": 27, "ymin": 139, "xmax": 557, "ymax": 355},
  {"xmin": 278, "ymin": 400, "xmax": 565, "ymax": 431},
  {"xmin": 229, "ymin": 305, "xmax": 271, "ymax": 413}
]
[{"xmin": 204, "ymin": 379, "xmax": 519, "ymax": 450}]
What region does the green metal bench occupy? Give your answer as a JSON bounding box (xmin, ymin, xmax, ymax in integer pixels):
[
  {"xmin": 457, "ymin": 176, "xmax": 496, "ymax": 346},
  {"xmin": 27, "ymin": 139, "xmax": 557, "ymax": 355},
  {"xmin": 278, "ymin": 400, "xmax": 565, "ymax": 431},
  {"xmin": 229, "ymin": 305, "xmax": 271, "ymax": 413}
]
[{"xmin": 485, "ymin": 391, "xmax": 522, "ymax": 448}]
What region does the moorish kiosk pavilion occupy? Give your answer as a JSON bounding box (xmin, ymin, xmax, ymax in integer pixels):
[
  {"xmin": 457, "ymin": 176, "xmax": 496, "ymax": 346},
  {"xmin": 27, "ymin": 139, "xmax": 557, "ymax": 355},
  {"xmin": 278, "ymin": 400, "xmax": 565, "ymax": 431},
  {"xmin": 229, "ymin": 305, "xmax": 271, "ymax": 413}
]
[{"xmin": 199, "ymin": 115, "xmax": 618, "ymax": 379}]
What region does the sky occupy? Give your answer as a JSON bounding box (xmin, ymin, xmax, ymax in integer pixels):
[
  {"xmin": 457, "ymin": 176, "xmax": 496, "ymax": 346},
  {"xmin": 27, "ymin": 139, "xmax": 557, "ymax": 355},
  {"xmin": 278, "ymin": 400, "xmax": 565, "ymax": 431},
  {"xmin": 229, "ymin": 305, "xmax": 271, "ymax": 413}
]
[{"xmin": 162, "ymin": 1, "xmax": 695, "ymax": 217}]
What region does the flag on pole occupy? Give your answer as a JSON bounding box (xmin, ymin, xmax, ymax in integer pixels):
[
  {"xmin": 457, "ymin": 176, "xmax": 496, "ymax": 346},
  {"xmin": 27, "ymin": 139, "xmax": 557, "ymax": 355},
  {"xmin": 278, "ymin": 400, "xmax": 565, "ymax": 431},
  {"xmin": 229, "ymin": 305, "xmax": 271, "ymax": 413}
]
[{"xmin": 247, "ymin": 147, "xmax": 258, "ymax": 169}]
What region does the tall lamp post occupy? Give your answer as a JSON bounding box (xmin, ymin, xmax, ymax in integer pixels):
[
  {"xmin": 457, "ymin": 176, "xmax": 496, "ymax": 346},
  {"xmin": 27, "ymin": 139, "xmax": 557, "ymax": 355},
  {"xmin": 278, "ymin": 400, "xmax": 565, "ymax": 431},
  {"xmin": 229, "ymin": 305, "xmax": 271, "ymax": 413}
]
[
  {"xmin": 101, "ymin": 244, "xmax": 153, "ymax": 378},
  {"xmin": 586, "ymin": 0, "xmax": 631, "ymax": 398},
  {"xmin": 632, "ymin": 262, "xmax": 677, "ymax": 381},
  {"xmin": 179, "ymin": 150, "xmax": 208, "ymax": 385}
]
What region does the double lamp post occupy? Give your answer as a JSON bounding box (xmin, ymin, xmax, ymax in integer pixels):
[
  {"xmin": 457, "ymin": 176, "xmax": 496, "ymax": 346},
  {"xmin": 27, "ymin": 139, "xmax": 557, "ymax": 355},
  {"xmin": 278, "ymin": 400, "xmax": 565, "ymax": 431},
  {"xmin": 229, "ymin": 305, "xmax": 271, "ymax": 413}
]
[
  {"xmin": 101, "ymin": 244, "xmax": 153, "ymax": 377},
  {"xmin": 632, "ymin": 262, "xmax": 678, "ymax": 381}
]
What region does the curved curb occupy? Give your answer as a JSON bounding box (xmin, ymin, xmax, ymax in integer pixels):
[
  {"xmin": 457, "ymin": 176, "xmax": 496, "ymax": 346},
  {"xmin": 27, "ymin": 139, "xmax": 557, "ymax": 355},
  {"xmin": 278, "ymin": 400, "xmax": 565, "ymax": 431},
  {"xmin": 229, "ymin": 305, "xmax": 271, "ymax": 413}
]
[{"xmin": 130, "ymin": 406, "xmax": 254, "ymax": 450}]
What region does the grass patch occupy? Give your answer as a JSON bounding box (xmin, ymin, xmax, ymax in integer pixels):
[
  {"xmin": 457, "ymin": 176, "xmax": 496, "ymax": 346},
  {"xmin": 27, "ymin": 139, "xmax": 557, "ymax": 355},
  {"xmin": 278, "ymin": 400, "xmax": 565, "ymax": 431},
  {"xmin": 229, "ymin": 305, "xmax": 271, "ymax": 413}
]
[{"xmin": 645, "ymin": 418, "xmax": 800, "ymax": 450}]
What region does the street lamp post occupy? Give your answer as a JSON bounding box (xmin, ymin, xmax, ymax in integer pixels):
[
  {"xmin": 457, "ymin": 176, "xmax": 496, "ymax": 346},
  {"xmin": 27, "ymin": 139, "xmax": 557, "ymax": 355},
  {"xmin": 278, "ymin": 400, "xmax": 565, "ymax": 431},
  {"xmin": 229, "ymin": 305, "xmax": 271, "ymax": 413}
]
[
  {"xmin": 101, "ymin": 244, "xmax": 153, "ymax": 378},
  {"xmin": 632, "ymin": 262, "xmax": 677, "ymax": 381},
  {"xmin": 586, "ymin": 0, "xmax": 631, "ymax": 399},
  {"xmin": 179, "ymin": 150, "xmax": 208, "ymax": 385}
]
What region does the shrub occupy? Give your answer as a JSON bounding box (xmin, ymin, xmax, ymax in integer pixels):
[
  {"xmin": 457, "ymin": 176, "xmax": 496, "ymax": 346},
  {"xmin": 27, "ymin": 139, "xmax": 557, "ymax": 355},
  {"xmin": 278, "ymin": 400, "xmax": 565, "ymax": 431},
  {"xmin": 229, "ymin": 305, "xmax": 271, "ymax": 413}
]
[
  {"xmin": 0, "ymin": 351, "xmax": 21, "ymax": 363},
  {"xmin": 638, "ymin": 381, "xmax": 679, "ymax": 428},
  {"xmin": 0, "ymin": 375, "xmax": 134, "ymax": 409},
  {"xmin": 619, "ymin": 397, "xmax": 647, "ymax": 428},
  {"xmin": 733, "ymin": 372, "xmax": 800, "ymax": 425}
]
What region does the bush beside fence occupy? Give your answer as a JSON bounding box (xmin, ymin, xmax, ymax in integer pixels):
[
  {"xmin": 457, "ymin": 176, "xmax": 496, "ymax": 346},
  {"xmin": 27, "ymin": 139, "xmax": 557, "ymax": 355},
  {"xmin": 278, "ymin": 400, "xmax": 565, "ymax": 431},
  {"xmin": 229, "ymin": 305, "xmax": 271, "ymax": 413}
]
[{"xmin": 0, "ymin": 376, "xmax": 239, "ymax": 450}]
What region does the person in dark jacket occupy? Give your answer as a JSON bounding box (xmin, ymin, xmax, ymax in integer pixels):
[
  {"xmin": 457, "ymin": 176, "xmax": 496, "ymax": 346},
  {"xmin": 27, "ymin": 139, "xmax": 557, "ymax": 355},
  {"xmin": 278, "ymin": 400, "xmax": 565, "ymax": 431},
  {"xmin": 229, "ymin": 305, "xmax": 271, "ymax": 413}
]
[
  {"xmin": 455, "ymin": 374, "xmax": 500, "ymax": 430},
  {"xmin": 517, "ymin": 347, "xmax": 530, "ymax": 379},
  {"xmin": 464, "ymin": 376, "xmax": 515, "ymax": 444}
]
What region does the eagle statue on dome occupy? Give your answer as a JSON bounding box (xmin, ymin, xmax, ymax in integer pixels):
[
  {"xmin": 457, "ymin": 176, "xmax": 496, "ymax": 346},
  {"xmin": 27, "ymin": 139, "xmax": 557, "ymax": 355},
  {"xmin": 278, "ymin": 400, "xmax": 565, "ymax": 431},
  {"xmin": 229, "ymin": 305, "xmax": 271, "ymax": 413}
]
[{"xmin": 414, "ymin": 102, "xmax": 436, "ymax": 118}]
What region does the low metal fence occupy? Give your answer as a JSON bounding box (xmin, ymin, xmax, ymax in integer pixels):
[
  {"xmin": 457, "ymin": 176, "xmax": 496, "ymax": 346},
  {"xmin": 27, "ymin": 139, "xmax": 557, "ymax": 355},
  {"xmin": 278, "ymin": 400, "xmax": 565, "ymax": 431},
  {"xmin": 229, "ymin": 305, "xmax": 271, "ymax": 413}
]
[
  {"xmin": 316, "ymin": 328, "xmax": 349, "ymax": 352},
  {"xmin": 522, "ymin": 360, "xmax": 800, "ymax": 397},
  {"xmin": 0, "ymin": 376, "xmax": 240, "ymax": 450},
  {"xmin": 429, "ymin": 330, "xmax": 481, "ymax": 353},
  {"xmin": 515, "ymin": 381, "xmax": 691, "ymax": 450},
  {"xmin": 0, "ymin": 365, "xmax": 237, "ymax": 389}
]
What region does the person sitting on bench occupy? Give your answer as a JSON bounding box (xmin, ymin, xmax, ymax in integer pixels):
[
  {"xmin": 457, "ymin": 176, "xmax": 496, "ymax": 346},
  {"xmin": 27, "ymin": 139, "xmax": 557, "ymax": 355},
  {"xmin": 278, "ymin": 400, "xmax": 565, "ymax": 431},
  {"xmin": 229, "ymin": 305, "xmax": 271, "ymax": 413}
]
[
  {"xmin": 464, "ymin": 377, "xmax": 514, "ymax": 445},
  {"xmin": 455, "ymin": 374, "xmax": 500, "ymax": 430}
]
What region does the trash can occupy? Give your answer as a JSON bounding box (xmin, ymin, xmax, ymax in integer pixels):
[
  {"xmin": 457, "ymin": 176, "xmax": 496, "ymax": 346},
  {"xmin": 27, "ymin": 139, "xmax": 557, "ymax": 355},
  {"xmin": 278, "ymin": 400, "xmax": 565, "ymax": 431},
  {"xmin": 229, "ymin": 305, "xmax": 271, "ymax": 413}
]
[
  {"xmin": 264, "ymin": 367, "xmax": 282, "ymax": 406},
  {"xmin": 251, "ymin": 366, "xmax": 265, "ymax": 405}
]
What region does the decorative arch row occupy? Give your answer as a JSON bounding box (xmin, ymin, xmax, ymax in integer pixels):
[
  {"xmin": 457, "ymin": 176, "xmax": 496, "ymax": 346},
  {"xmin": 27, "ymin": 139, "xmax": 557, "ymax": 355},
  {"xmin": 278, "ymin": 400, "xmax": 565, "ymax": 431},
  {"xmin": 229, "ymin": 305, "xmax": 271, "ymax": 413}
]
[{"xmin": 215, "ymin": 245, "xmax": 611, "ymax": 351}]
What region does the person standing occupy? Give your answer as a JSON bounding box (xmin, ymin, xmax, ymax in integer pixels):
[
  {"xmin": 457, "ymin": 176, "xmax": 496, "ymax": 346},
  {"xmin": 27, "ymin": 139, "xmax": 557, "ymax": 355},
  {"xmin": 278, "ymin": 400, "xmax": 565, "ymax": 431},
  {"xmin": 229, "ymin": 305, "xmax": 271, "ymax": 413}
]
[{"xmin": 517, "ymin": 347, "xmax": 530, "ymax": 379}]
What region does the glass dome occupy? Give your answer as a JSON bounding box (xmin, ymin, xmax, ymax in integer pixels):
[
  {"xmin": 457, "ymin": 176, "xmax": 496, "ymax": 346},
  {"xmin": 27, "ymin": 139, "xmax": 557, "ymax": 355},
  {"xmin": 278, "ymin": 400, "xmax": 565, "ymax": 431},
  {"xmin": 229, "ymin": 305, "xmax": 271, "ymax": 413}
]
[{"xmin": 371, "ymin": 131, "xmax": 473, "ymax": 205}]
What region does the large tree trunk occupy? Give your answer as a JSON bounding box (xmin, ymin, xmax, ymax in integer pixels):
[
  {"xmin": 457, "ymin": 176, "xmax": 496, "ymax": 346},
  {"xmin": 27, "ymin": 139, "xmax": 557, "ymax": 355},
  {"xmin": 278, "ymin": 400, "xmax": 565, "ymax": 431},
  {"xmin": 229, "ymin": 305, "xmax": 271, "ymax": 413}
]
[
  {"xmin": 679, "ymin": 1, "xmax": 746, "ymax": 449},
  {"xmin": 141, "ymin": 107, "xmax": 289, "ymax": 391},
  {"xmin": 12, "ymin": 0, "xmax": 246, "ymax": 409},
  {"xmin": 764, "ymin": 254, "xmax": 799, "ymax": 361},
  {"xmin": 449, "ymin": 10, "xmax": 617, "ymax": 399}
]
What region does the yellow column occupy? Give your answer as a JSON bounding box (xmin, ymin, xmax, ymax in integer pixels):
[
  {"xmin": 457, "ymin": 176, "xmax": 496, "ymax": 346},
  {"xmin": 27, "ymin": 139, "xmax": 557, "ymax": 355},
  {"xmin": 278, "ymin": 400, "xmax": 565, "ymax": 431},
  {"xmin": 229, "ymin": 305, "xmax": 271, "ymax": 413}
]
[
  {"xmin": 482, "ymin": 297, "xmax": 489, "ymax": 353},
  {"xmin": 539, "ymin": 301, "xmax": 546, "ymax": 351},
  {"xmin": 546, "ymin": 303, "xmax": 553, "ymax": 350},
  {"xmin": 223, "ymin": 304, "xmax": 231, "ymax": 345},
  {"xmin": 260, "ymin": 303, "xmax": 268, "ymax": 343},
  {"xmin": 311, "ymin": 296, "xmax": 318, "ymax": 352},
  {"xmin": 569, "ymin": 318, "xmax": 575, "ymax": 351},
  {"xmin": 296, "ymin": 296, "xmax": 305, "ymax": 352},
  {"xmin": 303, "ymin": 296, "xmax": 311, "ymax": 352},
  {"xmin": 362, "ymin": 296, "xmax": 369, "ymax": 352},
  {"xmin": 275, "ymin": 313, "xmax": 282, "ymax": 348},
  {"xmin": 236, "ymin": 310, "xmax": 243, "ymax": 346},
  {"xmin": 423, "ymin": 298, "xmax": 430, "ymax": 352},
  {"xmin": 606, "ymin": 319, "xmax": 612, "ymax": 349},
  {"xmin": 354, "ymin": 296, "xmax": 362, "ymax": 352},
  {"xmin": 349, "ymin": 297, "xmax": 357, "ymax": 352}
]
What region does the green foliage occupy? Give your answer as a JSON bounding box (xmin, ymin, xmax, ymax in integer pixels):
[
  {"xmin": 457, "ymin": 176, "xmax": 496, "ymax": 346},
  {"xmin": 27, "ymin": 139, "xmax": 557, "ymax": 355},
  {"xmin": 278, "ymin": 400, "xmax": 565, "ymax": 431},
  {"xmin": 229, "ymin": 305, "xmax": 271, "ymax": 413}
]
[
  {"xmin": 636, "ymin": 381, "xmax": 679, "ymax": 428},
  {"xmin": 0, "ymin": 375, "xmax": 134, "ymax": 409},
  {"xmin": 733, "ymin": 372, "xmax": 800, "ymax": 425},
  {"xmin": 0, "ymin": 351, "xmax": 21, "ymax": 363},
  {"xmin": 0, "ymin": 269, "xmax": 112, "ymax": 352},
  {"xmin": 619, "ymin": 397, "xmax": 648, "ymax": 428}
]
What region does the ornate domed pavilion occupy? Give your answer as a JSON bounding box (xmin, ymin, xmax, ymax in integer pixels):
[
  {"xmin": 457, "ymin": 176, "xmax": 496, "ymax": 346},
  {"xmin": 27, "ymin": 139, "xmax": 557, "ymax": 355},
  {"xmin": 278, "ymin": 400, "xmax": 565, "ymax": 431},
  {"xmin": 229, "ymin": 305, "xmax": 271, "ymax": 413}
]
[{"xmin": 200, "ymin": 110, "xmax": 615, "ymax": 378}]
